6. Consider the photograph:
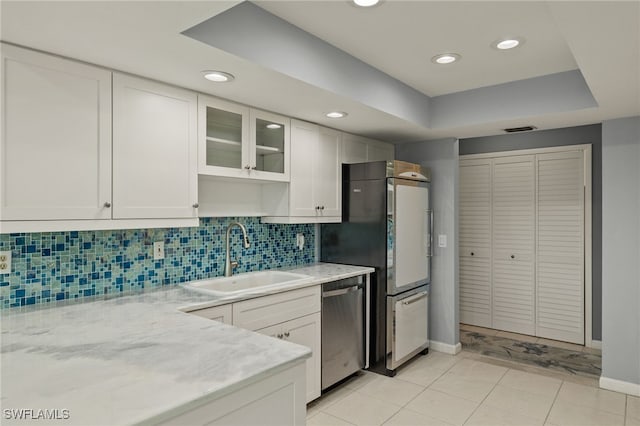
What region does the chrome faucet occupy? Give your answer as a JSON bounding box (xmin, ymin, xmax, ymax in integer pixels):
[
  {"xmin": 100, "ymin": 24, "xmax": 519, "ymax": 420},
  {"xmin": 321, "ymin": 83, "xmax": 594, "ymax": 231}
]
[{"xmin": 224, "ymin": 222, "xmax": 251, "ymax": 277}]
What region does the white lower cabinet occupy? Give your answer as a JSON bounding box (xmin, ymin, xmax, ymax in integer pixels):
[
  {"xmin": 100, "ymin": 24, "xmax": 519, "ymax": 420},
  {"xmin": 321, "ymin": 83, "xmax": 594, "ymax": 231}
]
[
  {"xmin": 255, "ymin": 313, "xmax": 321, "ymax": 403},
  {"xmin": 188, "ymin": 286, "xmax": 322, "ymax": 403},
  {"xmin": 153, "ymin": 361, "xmax": 306, "ymax": 426},
  {"xmin": 188, "ymin": 304, "xmax": 232, "ymax": 324}
]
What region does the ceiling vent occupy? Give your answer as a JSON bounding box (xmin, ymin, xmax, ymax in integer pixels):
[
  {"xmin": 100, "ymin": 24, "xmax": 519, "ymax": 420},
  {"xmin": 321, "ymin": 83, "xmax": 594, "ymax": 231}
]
[{"xmin": 503, "ymin": 126, "xmax": 537, "ymax": 133}]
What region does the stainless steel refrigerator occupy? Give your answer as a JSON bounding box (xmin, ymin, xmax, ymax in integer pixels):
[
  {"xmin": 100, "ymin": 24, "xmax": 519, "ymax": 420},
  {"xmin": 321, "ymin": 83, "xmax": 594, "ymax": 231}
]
[{"xmin": 321, "ymin": 160, "xmax": 432, "ymax": 376}]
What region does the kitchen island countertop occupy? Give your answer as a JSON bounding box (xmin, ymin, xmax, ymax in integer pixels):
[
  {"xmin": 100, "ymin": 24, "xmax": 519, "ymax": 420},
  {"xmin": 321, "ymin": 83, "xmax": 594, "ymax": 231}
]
[{"xmin": 0, "ymin": 263, "xmax": 373, "ymax": 425}]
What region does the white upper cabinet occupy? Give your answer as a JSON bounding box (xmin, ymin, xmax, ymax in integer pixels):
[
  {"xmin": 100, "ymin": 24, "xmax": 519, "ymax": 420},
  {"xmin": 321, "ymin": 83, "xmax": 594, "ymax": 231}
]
[
  {"xmin": 112, "ymin": 74, "xmax": 198, "ymax": 220},
  {"xmin": 262, "ymin": 120, "xmax": 341, "ymax": 223},
  {"xmin": 198, "ymin": 95, "xmax": 290, "ymax": 182},
  {"xmin": 342, "ymin": 133, "xmax": 394, "ymax": 164},
  {"xmin": 0, "ymin": 44, "xmax": 112, "ymax": 221}
]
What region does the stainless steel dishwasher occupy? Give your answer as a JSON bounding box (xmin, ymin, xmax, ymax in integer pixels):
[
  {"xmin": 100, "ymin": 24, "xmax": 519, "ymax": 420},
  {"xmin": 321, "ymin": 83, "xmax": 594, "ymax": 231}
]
[{"xmin": 321, "ymin": 275, "xmax": 366, "ymax": 390}]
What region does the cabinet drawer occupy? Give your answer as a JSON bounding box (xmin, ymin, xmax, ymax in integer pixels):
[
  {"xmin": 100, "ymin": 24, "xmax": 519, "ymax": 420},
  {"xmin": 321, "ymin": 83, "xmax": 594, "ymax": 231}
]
[
  {"xmin": 233, "ymin": 286, "xmax": 321, "ymax": 331},
  {"xmin": 189, "ymin": 304, "xmax": 232, "ymax": 324}
]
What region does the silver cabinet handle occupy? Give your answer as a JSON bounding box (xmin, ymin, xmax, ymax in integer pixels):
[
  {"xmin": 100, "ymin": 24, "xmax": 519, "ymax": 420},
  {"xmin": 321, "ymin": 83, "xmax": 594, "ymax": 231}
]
[
  {"xmin": 104, "ymin": 202, "xmax": 111, "ymax": 208},
  {"xmin": 284, "ymin": 331, "xmax": 290, "ymax": 338},
  {"xmin": 192, "ymin": 203, "xmax": 199, "ymax": 208},
  {"xmin": 322, "ymin": 285, "xmax": 360, "ymax": 298},
  {"xmin": 402, "ymin": 291, "xmax": 428, "ymax": 305}
]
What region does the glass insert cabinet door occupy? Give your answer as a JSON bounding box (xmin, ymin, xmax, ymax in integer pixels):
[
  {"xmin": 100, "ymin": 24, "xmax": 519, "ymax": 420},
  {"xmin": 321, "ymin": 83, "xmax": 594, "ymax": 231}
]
[
  {"xmin": 198, "ymin": 95, "xmax": 290, "ymax": 181},
  {"xmin": 251, "ymin": 109, "xmax": 289, "ymax": 177}
]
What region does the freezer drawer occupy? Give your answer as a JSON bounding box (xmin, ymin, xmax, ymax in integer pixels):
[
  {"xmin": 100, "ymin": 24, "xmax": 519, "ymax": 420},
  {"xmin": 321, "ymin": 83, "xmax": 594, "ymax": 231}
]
[{"xmin": 386, "ymin": 286, "xmax": 429, "ymax": 371}]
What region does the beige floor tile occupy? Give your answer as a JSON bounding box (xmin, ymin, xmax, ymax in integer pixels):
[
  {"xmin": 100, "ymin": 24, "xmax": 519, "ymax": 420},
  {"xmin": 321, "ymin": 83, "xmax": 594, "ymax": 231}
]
[
  {"xmin": 465, "ymin": 403, "xmax": 543, "ymax": 426},
  {"xmin": 547, "ymin": 400, "xmax": 625, "ymax": 426},
  {"xmin": 556, "ymin": 381, "xmax": 627, "ymax": 415},
  {"xmin": 356, "ymin": 375, "xmax": 425, "ymax": 406},
  {"xmin": 307, "ymin": 411, "xmax": 356, "ymax": 426},
  {"xmin": 535, "ymin": 337, "xmax": 584, "ymax": 351},
  {"xmin": 482, "ymin": 384, "xmax": 556, "ymax": 420},
  {"xmin": 460, "ymin": 324, "xmax": 498, "ymax": 336},
  {"xmin": 308, "ymin": 383, "xmax": 355, "ymax": 412},
  {"xmin": 430, "ymin": 372, "xmax": 497, "ymax": 402},
  {"xmin": 405, "ymin": 388, "xmax": 478, "ymax": 426},
  {"xmin": 324, "ymin": 391, "xmax": 401, "ymax": 426},
  {"xmin": 396, "ymin": 364, "xmax": 448, "ymax": 387},
  {"xmin": 383, "ymin": 408, "xmax": 454, "ymax": 426},
  {"xmin": 495, "ymin": 330, "xmax": 537, "ymax": 343},
  {"xmin": 342, "ymin": 370, "xmax": 379, "ymax": 391},
  {"xmin": 446, "ymin": 359, "xmax": 508, "ymax": 383},
  {"xmin": 628, "ymin": 395, "xmax": 640, "ymax": 421},
  {"xmin": 498, "ymin": 369, "xmax": 562, "ymax": 397}
]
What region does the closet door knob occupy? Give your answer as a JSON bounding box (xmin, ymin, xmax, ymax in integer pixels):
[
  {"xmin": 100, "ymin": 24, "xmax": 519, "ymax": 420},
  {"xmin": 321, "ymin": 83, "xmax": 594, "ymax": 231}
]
[
  {"xmin": 104, "ymin": 202, "xmax": 111, "ymax": 208},
  {"xmin": 284, "ymin": 331, "xmax": 290, "ymax": 338},
  {"xmin": 244, "ymin": 165, "xmax": 251, "ymax": 170},
  {"xmin": 192, "ymin": 203, "xmax": 199, "ymax": 208},
  {"xmin": 510, "ymin": 254, "xmax": 515, "ymax": 259},
  {"xmin": 470, "ymin": 252, "xmax": 475, "ymax": 256}
]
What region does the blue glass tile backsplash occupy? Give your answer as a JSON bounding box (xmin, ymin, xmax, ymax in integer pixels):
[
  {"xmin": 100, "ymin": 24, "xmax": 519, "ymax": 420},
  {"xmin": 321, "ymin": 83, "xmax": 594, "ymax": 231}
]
[{"xmin": 0, "ymin": 217, "xmax": 315, "ymax": 309}]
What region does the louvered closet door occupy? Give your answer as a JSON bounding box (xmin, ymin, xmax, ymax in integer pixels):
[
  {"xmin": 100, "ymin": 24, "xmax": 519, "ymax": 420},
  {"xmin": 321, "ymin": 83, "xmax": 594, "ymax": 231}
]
[
  {"xmin": 492, "ymin": 155, "xmax": 536, "ymax": 335},
  {"xmin": 459, "ymin": 159, "xmax": 492, "ymax": 327},
  {"xmin": 536, "ymin": 151, "xmax": 585, "ymax": 344}
]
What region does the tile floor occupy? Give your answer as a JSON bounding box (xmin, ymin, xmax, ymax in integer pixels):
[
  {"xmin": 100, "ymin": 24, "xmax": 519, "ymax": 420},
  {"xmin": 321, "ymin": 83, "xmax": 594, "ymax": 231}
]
[{"xmin": 306, "ymin": 350, "xmax": 639, "ymax": 426}]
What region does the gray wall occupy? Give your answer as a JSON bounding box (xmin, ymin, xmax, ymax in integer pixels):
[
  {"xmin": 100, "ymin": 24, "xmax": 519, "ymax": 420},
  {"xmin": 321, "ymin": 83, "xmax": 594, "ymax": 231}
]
[
  {"xmin": 460, "ymin": 124, "xmax": 603, "ymax": 340},
  {"xmin": 601, "ymin": 116, "xmax": 640, "ymax": 386},
  {"xmin": 396, "ymin": 138, "xmax": 459, "ymax": 347}
]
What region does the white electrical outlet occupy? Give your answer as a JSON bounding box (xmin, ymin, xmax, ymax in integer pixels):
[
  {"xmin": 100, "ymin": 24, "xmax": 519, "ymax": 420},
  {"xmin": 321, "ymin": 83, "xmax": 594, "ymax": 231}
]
[
  {"xmin": 438, "ymin": 234, "xmax": 447, "ymax": 248},
  {"xmin": 296, "ymin": 233, "xmax": 305, "ymax": 250},
  {"xmin": 0, "ymin": 251, "xmax": 12, "ymax": 274},
  {"xmin": 153, "ymin": 241, "xmax": 165, "ymax": 260}
]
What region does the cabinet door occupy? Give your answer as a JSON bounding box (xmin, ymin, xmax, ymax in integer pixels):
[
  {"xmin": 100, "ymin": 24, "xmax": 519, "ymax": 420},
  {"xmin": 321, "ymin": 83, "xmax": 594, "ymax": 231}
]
[
  {"xmin": 342, "ymin": 133, "xmax": 368, "ymax": 164},
  {"xmin": 256, "ymin": 313, "xmax": 321, "ymax": 403},
  {"xmin": 289, "ymin": 120, "xmax": 319, "ymax": 217},
  {"xmin": 459, "ymin": 159, "xmax": 492, "ymax": 327},
  {"xmin": 1, "ymin": 44, "xmax": 112, "ymax": 221},
  {"xmin": 188, "ymin": 304, "xmax": 232, "ymax": 324},
  {"xmin": 112, "ymin": 74, "xmax": 197, "ymax": 219},
  {"xmin": 250, "ymin": 109, "xmax": 290, "ymax": 182},
  {"xmin": 315, "ymin": 127, "xmax": 341, "ymax": 217},
  {"xmin": 536, "ymin": 151, "xmax": 585, "ymax": 344},
  {"xmin": 198, "ymin": 95, "xmax": 250, "ymax": 178},
  {"xmin": 282, "ymin": 312, "xmax": 321, "ymax": 403},
  {"xmin": 367, "ymin": 139, "xmax": 394, "ymax": 161},
  {"xmin": 492, "ymin": 155, "xmax": 535, "ymax": 335}
]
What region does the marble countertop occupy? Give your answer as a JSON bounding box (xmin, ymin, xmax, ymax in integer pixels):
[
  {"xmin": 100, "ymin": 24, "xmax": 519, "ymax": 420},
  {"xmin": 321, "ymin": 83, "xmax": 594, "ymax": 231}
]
[{"xmin": 0, "ymin": 263, "xmax": 373, "ymax": 425}]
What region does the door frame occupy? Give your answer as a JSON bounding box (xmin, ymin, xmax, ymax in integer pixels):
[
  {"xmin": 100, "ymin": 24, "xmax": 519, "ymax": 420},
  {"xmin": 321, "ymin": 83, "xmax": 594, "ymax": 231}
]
[{"xmin": 460, "ymin": 144, "xmax": 594, "ymax": 347}]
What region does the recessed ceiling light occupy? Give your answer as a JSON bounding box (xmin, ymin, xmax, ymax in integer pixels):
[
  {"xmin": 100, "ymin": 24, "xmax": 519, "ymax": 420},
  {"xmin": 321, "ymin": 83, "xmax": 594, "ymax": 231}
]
[
  {"xmin": 202, "ymin": 70, "xmax": 235, "ymax": 82},
  {"xmin": 266, "ymin": 123, "xmax": 282, "ymax": 129},
  {"xmin": 326, "ymin": 111, "xmax": 348, "ymax": 119},
  {"xmin": 431, "ymin": 53, "xmax": 461, "ymax": 65},
  {"xmin": 493, "ymin": 37, "xmax": 525, "ymax": 50},
  {"xmin": 353, "ymin": 0, "xmax": 379, "ymax": 7}
]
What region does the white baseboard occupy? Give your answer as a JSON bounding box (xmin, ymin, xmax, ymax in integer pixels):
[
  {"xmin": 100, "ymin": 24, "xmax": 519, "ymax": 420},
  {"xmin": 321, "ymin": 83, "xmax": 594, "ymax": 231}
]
[
  {"xmin": 599, "ymin": 376, "xmax": 640, "ymax": 396},
  {"xmin": 430, "ymin": 340, "xmax": 462, "ymax": 355},
  {"xmin": 589, "ymin": 340, "xmax": 602, "ymax": 350}
]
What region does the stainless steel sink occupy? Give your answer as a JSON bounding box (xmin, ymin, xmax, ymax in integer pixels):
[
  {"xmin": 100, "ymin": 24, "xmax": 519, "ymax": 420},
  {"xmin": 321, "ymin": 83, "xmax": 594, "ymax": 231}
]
[{"xmin": 181, "ymin": 270, "xmax": 313, "ymax": 296}]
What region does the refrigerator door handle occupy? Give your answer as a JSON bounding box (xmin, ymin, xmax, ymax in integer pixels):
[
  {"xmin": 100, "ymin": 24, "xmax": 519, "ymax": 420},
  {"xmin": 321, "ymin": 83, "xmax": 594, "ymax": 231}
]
[{"xmin": 426, "ymin": 209, "xmax": 433, "ymax": 257}]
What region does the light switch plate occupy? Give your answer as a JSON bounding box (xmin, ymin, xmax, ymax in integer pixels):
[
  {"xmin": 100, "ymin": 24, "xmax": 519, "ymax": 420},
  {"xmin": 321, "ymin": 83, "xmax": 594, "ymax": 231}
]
[
  {"xmin": 438, "ymin": 234, "xmax": 447, "ymax": 248},
  {"xmin": 296, "ymin": 233, "xmax": 304, "ymax": 250},
  {"xmin": 0, "ymin": 251, "xmax": 11, "ymax": 274},
  {"xmin": 153, "ymin": 242, "xmax": 165, "ymax": 260}
]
